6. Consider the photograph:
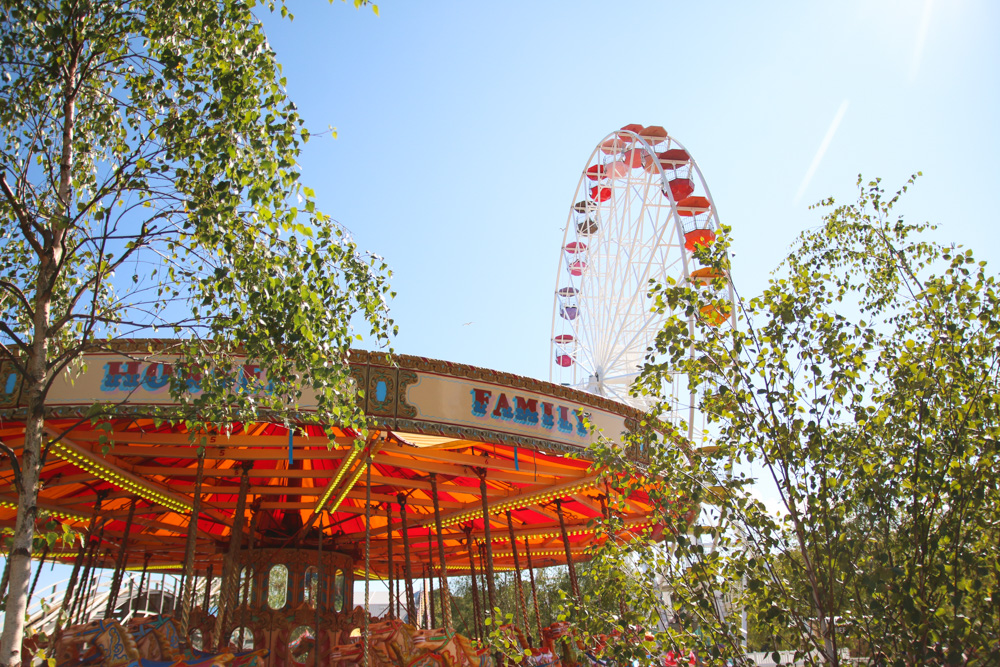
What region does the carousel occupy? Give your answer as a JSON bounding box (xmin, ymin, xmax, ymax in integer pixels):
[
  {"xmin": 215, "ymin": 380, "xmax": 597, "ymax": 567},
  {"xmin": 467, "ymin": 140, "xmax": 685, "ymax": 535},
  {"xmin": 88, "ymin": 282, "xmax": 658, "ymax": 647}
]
[{"xmin": 0, "ymin": 344, "xmax": 660, "ymax": 667}]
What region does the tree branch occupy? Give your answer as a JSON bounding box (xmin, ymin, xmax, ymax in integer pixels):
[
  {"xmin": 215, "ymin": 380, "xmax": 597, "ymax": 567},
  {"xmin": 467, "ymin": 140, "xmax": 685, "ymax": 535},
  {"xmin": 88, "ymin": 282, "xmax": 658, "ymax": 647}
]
[
  {"xmin": 0, "ymin": 441, "xmax": 23, "ymax": 497},
  {"xmin": 0, "ymin": 175, "xmax": 46, "ymax": 257},
  {"xmin": 0, "ymin": 322, "xmax": 29, "ymax": 360},
  {"xmin": 0, "ymin": 281, "xmax": 34, "ymax": 321}
]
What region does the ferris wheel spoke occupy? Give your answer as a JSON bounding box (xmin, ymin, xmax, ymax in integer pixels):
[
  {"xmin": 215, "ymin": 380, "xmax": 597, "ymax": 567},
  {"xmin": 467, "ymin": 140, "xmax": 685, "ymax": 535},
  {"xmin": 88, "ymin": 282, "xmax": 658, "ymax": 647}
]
[
  {"xmin": 601, "ymin": 305, "xmax": 666, "ymax": 376},
  {"xmin": 596, "ymin": 188, "xmax": 652, "ymax": 362},
  {"xmin": 597, "ymin": 214, "xmax": 683, "ymax": 368}
]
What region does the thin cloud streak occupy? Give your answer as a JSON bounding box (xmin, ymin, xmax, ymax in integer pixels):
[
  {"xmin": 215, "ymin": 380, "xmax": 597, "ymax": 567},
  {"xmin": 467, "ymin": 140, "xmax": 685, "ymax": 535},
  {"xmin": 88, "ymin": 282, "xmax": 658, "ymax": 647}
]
[
  {"xmin": 910, "ymin": 0, "xmax": 934, "ymax": 82},
  {"xmin": 794, "ymin": 99, "xmax": 850, "ymax": 205}
]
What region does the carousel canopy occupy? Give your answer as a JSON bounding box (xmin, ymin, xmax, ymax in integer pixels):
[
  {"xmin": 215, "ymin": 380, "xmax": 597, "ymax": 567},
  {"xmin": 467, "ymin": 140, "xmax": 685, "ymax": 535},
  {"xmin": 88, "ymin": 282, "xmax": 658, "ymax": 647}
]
[{"xmin": 0, "ymin": 341, "xmax": 666, "ymax": 578}]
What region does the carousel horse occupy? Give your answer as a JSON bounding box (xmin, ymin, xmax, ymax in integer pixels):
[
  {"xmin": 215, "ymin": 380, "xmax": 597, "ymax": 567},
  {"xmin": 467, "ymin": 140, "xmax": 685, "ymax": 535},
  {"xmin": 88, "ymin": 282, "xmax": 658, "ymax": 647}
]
[
  {"xmin": 127, "ymin": 616, "xmax": 244, "ymax": 667},
  {"xmin": 451, "ymin": 634, "xmax": 493, "ymax": 667},
  {"xmin": 149, "ymin": 616, "xmax": 266, "ymax": 667},
  {"xmin": 85, "ymin": 619, "xmax": 229, "ymax": 667},
  {"xmin": 274, "ymin": 624, "xmax": 363, "ymax": 667},
  {"xmin": 412, "ymin": 627, "xmax": 497, "ymax": 667},
  {"xmin": 365, "ymin": 623, "xmax": 474, "ymax": 667},
  {"xmin": 540, "ymin": 623, "xmax": 581, "ymax": 667},
  {"xmin": 363, "ymin": 619, "xmax": 415, "ymax": 667},
  {"xmin": 54, "ymin": 620, "xmax": 110, "ymax": 667},
  {"xmin": 326, "ymin": 639, "xmax": 388, "ymax": 667},
  {"xmin": 358, "ymin": 619, "xmax": 417, "ymax": 667},
  {"xmin": 500, "ymin": 624, "xmax": 558, "ymax": 667},
  {"xmin": 326, "ymin": 619, "xmax": 430, "ymax": 667},
  {"xmin": 128, "ymin": 619, "xmax": 167, "ymax": 662},
  {"xmin": 580, "ymin": 632, "xmax": 610, "ymax": 667},
  {"xmin": 288, "ymin": 629, "xmax": 314, "ymax": 662},
  {"xmin": 407, "ymin": 627, "xmax": 472, "ymax": 667}
]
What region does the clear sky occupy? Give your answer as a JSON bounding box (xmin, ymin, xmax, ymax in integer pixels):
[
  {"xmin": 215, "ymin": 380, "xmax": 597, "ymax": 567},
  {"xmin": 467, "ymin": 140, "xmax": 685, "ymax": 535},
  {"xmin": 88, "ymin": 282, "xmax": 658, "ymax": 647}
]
[
  {"xmin": 259, "ymin": 0, "xmax": 1000, "ymax": 382},
  {"xmin": 17, "ymin": 0, "xmax": 1000, "ymax": 618}
]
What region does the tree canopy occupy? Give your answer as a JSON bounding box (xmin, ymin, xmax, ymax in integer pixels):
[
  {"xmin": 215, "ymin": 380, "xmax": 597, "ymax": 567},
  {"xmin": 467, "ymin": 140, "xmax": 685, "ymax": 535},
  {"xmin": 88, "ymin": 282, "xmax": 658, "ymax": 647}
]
[
  {"xmin": 570, "ymin": 176, "xmax": 1000, "ymax": 667},
  {"xmin": 0, "ymin": 0, "xmax": 391, "ymax": 662}
]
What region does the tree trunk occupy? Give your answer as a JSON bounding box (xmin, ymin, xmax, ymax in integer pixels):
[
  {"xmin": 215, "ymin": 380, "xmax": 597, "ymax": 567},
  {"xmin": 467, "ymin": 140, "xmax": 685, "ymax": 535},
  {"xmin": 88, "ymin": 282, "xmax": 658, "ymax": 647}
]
[
  {"xmin": 0, "ymin": 405, "xmax": 42, "ymax": 667},
  {"xmin": 1, "ymin": 269, "xmax": 55, "ymax": 664},
  {"xmin": 0, "ymin": 24, "xmax": 76, "ymax": 666}
]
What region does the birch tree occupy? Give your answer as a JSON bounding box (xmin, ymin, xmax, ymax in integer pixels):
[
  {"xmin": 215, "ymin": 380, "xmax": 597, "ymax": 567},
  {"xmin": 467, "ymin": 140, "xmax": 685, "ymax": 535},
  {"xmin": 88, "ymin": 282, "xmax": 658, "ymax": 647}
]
[{"xmin": 0, "ymin": 0, "xmax": 391, "ymax": 662}]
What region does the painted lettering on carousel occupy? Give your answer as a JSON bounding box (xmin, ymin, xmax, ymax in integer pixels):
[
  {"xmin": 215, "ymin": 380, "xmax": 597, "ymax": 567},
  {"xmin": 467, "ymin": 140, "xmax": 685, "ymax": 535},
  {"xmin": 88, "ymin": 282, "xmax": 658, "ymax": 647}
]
[
  {"xmin": 470, "ymin": 387, "xmax": 588, "ymax": 437},
  {"xmin": 99, "ymin": 360, "xmax": 268, "ymax": 395}
]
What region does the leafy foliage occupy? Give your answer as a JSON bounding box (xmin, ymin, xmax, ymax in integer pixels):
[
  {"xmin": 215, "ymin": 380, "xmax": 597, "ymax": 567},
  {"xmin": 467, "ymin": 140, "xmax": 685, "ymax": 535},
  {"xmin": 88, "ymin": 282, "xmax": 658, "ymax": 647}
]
[{"xmin": 569, "ymin": 176, "xmax": 1000, "ymax": 666}]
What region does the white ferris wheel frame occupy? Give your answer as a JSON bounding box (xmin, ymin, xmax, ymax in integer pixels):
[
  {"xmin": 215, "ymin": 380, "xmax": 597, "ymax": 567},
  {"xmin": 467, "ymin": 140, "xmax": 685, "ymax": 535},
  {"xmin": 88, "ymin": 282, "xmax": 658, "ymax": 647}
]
[{"xmin": 549, "ymin": 128, "xmax": 736, "ymax": 434}]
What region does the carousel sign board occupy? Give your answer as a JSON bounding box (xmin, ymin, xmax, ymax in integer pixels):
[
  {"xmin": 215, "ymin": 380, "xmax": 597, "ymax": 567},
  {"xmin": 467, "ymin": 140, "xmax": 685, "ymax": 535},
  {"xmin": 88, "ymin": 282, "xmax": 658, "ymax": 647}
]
[{"xmin": 0, "ymin": 345, "xmax": 643, "ymax": 456}]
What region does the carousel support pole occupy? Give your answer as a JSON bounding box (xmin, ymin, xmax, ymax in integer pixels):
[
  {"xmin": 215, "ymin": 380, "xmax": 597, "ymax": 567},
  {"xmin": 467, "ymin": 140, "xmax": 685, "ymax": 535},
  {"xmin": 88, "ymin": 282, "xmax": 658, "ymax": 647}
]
[
  {"xmin": 463, "ymin": 528, "xmax": 481, "ymax": 641},
  {"xmin": 27, "ymin": 543, "xmax": 49, "ymax": 610},
  {"xmin": 86, "ymin": 552, "xmax": 110, "ymax": 618},
  {"xmin": 476, "ymin": 469, "xmax": 498, "ymax": 621},
  {"xmin": 426, "ymin": 533, "xmax": 435, "ymax": 628},
  {"xmin": 524, "ymin": 538, "xmax": 543, "ymax": 643},
  {"xmin": 597, "ymin": 495, "xmax": 626, "ymax": 618},
  {"xmin": 477, "ymin": 541, "xmax": 489, "ymax": 627},
  {"xmin": 314, "ymin": 509, "xmax": 324, "ymax": 667},
  {"xmin": 56, "ymin": 491, "xmax": 106, "ymax": 633},
  {"xmin": 135, "ymin": 553, "xmax": 151, "ymax": 615},
  {"xmin": 363, "ymin": 456, "xmax": 372, "ymax": 667},
  {"xmin": 57, "ymin": 539, "xmax": 86, "ymax": 633},
  {"xmin": 385, "ymin": 502, "xmax": 394, "ymax": 620},
  {"xmin": 505, "ymin": 510, "xmax": 527, "ymax": 634},
  {"xmin": 72, "ymin": 529, "xmax": 100, "ymax": 622},
  {"xmin": 397, "ymin": 493, "xmax": 417, "ymax": 624},
  {"xmin": 393, "ymin": 565, "xmax": 400, "ymax": 620},
  {"xmin": 215, "ymin": 462, "xmax": 252, "ymax": 652},
  {"xmin": 74, "ymin": 518, "xmax": 106, "ymax": 623},
  {"xmin": 554, "ymin": 500, "xmax": 580, "ymax": 603},
  {"xmin": 423, "ymin": 566, "xmax": 431, "ymax": 630},
  {"xmin": 237, "ymin": 500, "xmax": 261, "ymax": 649},
  {"xmin": 203, "ymin": 564, "xmax": 213, "ymax": 611},
  {"xmin": 80, "ymin": 547, "xmax": 108, "ymax": 624},
  {"xmin": 179, "ymin": 452, "xmax": 205, "ymax": 636},
  {"xmin": 105, "ymin": 498, "xmax": 137, "ymax": 618},
  {"xmin": 428, "ymin": 474, "xmax": 453, "ymax": 630}
]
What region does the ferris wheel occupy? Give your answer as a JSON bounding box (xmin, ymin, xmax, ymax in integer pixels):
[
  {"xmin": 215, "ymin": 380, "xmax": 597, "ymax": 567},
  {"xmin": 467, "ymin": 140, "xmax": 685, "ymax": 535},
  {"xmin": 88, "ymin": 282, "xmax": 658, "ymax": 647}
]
[{"xmin": 549, "ymin": 124, "xmax": 735, "ymax": 432}]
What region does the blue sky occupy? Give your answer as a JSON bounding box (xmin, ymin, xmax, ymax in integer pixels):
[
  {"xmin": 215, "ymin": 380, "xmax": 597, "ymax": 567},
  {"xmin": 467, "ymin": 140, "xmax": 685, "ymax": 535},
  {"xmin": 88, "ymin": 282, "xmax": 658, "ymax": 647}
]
[
  {"xmin": 260, "ymin": 0, "xmax": 1000, "ymax": 381},
  {"xmin": 18, "ymin": 0, "xmax": 1000, "ymax": 617}
]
